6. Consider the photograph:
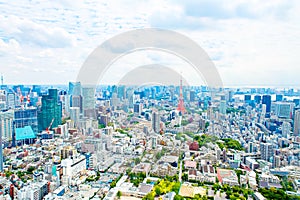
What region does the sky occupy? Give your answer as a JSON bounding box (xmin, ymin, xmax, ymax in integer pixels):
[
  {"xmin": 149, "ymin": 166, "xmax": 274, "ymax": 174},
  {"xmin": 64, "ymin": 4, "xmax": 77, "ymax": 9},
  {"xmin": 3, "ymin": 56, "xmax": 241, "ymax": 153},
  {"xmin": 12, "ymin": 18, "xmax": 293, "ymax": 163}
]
[{"xmin": 0, "ymin": 0, "xmax": 300, "ymax": 87}]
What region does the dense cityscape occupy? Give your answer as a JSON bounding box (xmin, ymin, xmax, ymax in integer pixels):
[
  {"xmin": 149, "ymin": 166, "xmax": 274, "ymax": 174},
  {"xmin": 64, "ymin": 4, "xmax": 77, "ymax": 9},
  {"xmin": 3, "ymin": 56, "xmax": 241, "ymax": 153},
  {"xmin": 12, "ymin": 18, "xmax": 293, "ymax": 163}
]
[
  {"xmin": 1, "ymin": 0, "xmax": 300, "ymax": 199},
  {"xmin": 1, "ymin": 79, "xmax": 300, "ymax": 200}
]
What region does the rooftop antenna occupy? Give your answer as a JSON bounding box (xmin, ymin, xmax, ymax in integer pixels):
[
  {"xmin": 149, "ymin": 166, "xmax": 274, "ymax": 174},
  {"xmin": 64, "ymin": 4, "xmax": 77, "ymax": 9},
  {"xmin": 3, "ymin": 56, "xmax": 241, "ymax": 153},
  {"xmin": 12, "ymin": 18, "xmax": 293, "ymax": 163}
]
[{"xmin": 1, "ymin": 74, "xmax": 3, "ymax": 86}]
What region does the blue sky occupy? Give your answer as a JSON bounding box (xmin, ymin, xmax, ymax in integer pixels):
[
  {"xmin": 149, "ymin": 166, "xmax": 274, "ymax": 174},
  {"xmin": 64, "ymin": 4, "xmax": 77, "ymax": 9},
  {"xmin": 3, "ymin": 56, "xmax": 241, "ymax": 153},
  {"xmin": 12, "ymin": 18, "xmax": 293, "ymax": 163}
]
[{"xmin": 0, "ymin": 0, "xmax": 300, "ymax": 87}]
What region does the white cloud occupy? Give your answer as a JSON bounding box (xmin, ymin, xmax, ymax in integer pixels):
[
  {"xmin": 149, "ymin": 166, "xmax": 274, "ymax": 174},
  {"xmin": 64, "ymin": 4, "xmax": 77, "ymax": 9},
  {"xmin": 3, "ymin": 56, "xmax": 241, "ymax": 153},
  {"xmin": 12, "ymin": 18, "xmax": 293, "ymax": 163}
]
[
  {"xmin": 0, "ymin": 39, "xmax": 21, "ymax": 56},
  {"xmin": 0, "ymin": 15, "xmax": 76, "ymax": 48},
  {"xmin": 0, "ymin": 0, "xmax": 300, "ymax": 87}
]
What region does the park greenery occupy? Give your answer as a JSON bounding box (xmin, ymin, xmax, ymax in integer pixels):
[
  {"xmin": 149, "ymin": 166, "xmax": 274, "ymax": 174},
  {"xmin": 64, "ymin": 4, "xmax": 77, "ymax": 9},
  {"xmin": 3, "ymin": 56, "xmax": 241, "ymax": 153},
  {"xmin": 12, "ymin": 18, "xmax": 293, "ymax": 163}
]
[
  {"xmin": 217, "ymin": 184, "xmax": 252, "ymax": 200},
  {"xmin": 129, "ymin": 172, "xmax": 146, "ymax": 187},
  {"xmin": 143, "ymin": 179, "xmax": 181, "ymax": 200},
  {"xmin": 217, "ymin": 138, "xmax": 243, "ymax": 151},
  {"xmin": 281, "ymin": 177, "xmax": 295, "ymax": 192},
  {"xmin": 259, "ymin": 187, "xmax": 300, "ymax": 200},
  {"xmin": 193, "ymin": 134, "xmax": 219, "ymax": 147},
  {"xmin": 155, "ymin": 148, "xmax": 167, "ymax": 160}
]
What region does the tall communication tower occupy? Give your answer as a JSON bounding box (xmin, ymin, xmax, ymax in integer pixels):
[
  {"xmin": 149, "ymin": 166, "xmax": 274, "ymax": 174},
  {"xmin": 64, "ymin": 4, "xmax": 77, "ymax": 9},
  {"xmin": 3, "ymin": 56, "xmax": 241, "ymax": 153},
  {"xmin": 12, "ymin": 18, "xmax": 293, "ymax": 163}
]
[{"xmin": 177, "ymin": 76, "xmax": 185, "ymax": 115}]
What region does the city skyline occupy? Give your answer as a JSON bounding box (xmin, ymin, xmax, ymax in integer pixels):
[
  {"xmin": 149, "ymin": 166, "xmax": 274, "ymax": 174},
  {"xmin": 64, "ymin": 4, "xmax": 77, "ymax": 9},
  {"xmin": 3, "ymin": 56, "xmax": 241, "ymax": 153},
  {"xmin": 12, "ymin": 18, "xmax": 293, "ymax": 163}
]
[{"xmin": 1, "ymin": 0, "xmax": 300, "ymax": 87}]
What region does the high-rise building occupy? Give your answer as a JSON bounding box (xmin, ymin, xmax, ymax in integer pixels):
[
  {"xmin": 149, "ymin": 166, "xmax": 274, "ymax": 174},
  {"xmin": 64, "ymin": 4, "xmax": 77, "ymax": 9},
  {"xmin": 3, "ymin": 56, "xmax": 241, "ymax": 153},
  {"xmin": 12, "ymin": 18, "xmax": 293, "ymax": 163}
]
[
  {"xmin": 152, "ymin": 110, "xmax": 160, "ymax": 133},
  {"xmin": 38, "ymin": 89, "xmax": 62, "ymax": 132},
  {"xmin": 82, "ymin": 87, "xmax": 95, "ymax": 119},
  {"xmin": 273, "ymin": 156, "xmax": 281, "ymax": 168},
  {"xmin": 0, "ymin": 109, "xmax": 14, "ymax": 171},
  {"xmin": 248, "ymin": 142, "xmax": 254, "ymax": 153},
  {"xmin": 190, "ymin": 90, "xmax": 196, "ymax": 102},
  {"xmin": 262, "ymin": 95, "xmax": 271, "ymax": 113},
  {"xmin": 219, "ymin": 100, "xmax": 226, "ymax": 115},
  {"xmin": 14, "ymin": 107, "xmax": 38, "ymax": 133},
  {"xmin": 0, "ymin": 110, "xmax": 14, "ymax": 140},
  {"xmin": 70, "ymin": 107, "xmax": 80, "ymax": 128},
  {"xmin": 274, "ymin": 102, "xmax": 293, "ymax": 119},
  {"xmin": 99, "ymin": 114, "xmax": 108, "ymax": 127},
  {"xmin": 0, "ymin": 90, "xmax": 6, "ymax": 102},
  {"xmin": 228, "ymin": 91, "xmax": 233, "ymax": 102},
  {"xmin": 281, "ymin": 121, "xmax": 291, "ymax": 138},
  {"xmin": 151, "ymin": 136, "xmax": 157, "ymax": 149},
  {"xmin": 276, "ymin": 94, "xmax": 283, "ymax": 102},
  {"xmin": 133, "ymin": 103, "xmax": 143, "ymax": 116},
  {"xmin": 294, "ymin": 110, "xmax": 300, "ymax": 136},
  {"xmin": 244, "ymin": 95, "xmax": 251, "ymax": 103},
  {"xmin": 68, "ymin": 82, "xmax": 81, "ymax": 96},
  {"xmin": 254, "ymin": 95, "xmax": 261, "ymax": 104},
  {"xmin": 260, "ymin": 143, "xmax": 273, "ymax": 161},
  {"xmin": 111, "ymin": 92, "xmax": 119, "ymax": 107},
  {"xmin": 71, "ymin": 95, "xmax": 82, "ymax": 112},
  {"xmin": 6, "ymin": 92, "xmax": 16, "ymax": 109},
  {"xmin": 117, "ymin": 85, "xmax": 126, "ymax": 99}
]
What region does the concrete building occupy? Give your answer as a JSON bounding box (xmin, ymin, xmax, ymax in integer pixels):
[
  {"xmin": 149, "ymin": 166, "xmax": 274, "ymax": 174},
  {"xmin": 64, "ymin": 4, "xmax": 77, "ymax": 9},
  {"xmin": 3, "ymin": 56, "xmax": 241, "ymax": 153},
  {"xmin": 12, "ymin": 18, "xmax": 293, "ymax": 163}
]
[
  {"xmin": 294, "ymin": 110, "xmax": 300, "ymax": 136},
  {"xmin": 152, "ymin": 110, "xmax": 160, "ymax": 133},
  {"xmin": 260, "ymin": 143, "xmax": 273, "ymax": 162},
  {"xmin": 281, "ymin": 121, "xmax": 291, "ymax": 138}
]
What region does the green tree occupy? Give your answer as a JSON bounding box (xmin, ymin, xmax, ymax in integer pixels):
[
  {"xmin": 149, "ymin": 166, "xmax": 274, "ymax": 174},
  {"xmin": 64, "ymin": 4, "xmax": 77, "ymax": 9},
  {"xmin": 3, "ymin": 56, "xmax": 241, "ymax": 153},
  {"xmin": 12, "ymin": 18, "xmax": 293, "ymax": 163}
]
[
  {"xmin": 27, "ymin": 166, "xmax": 35, "ymax": 174},
  {"xmin": 143, "ymin": 192, "xmax": 155, "ymax": 200},
  {"xmin": 182, "ymin": 173, "xmax": 188, "ymax": 181},
  {"xmin": 117, "ymin": 191, "xmax": 122, "ymax": 199},
  {"xmin": 155, "ymin": 187, "xmax": 162, "ymax": 196},
  {"xmin": 174, "ymin": 195, "xmax": 184, "ymax": 200},
  {"xmin": 134, "ymin": 157, "xmax": 141, "ymax": 165}
]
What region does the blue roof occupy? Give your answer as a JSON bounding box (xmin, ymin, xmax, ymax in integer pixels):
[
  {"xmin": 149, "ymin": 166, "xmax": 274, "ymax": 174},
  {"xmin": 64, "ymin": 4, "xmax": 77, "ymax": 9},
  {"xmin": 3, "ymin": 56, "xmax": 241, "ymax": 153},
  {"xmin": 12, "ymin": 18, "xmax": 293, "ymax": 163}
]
[{"xmin": 15, "ymin": 126, "xmax": 36, "ymax": 140}]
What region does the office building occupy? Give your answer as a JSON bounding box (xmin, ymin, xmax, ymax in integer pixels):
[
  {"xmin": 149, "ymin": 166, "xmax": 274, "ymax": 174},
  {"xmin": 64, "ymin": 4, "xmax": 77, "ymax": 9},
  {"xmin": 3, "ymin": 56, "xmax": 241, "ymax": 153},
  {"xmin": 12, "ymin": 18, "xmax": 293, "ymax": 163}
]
[
  {"xmin": 274, "ymin": 102, "xmax": 293, "ymax": 119},
  {"xmin": 294, "ymin": 110, "xmax": 300, "ymax": 136},
  {"xmin": 99, "ymin": 114, "xmax": 108, "ymax": 127},
  {"xmin": 38, "ymin": 89, "xmax": 62, "ymax": 132},
  {"xmin": 254, "ymin": 95, "xmax": 261, "ymax": 104},
  {"xmin": 71, "ymin": 95, "xmax": 82, "ymax": 112},
  {"xmin": 260, "ymin": 143, "xmax": 273, "ymax": 162},
  {"xmin": 281, "ymin": 121, "xmax": 291, "ymax": 138},
  {"xmin": 152, "ymin": 110, "xmax": 160, "ymax": 133},
  {"xmin": 70, "ymin": 107, "xmax": 80, "ymax": 128},
  {"xmin": 244, "ymin": 95, "xmax": 251, "ymax": 103},
  {"xmin": 111, "ymin": 92, "xmax": 119, "ymax": 107},
  {"xmin": 0, "ymin": 110, "xmax": 14, "ymax": 172},
  {"xmin": 82, "ymin": 87, "xmax": 95, "ymax": 119},
  {"xmin": 190, "ymin": 90, "xmax": 196, "ymax": 102},
  {"xmin": 262, "ymin": 95, "xmax": 271, "ymax": 113},
  {"xmin": 14, "ymin": 107, "xmax": 38, "ymax": 133},
  {"xmin": 133, "ymin": 103, "xmax": 143, "ymax": 116},
  {"xmin": 276, "ymin": 94, "xmax": 283, "ymax": 102},
  {"xmin": 273, "ymin": 156, "xmax": 281, "ymax": 168},
  {"xmin": 219, "ymin": 100, "xmax": 226, "ymax": 115},
  {"xmin": 0, "ymin": 110, "xmax": 14, "ymax": 140},
  {"xmin": 248, "ymin": 142, "xmax": 254, "ymax": 153},
  {"xmin": 6, "ymin": 92, "xmax": 15, "ymax": 109},
  {"xmin": 68, "ymin": 82, "xmax": 81, "ymax": 96}
]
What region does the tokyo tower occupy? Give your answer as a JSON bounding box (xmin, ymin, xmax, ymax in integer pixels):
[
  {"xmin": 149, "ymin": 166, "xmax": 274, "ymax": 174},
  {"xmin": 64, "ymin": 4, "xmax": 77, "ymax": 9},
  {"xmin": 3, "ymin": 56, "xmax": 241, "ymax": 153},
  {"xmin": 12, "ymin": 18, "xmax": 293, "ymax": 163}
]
[{"xmin": 177, "ymin": 77, "xmax": 185, "ymax": 115}]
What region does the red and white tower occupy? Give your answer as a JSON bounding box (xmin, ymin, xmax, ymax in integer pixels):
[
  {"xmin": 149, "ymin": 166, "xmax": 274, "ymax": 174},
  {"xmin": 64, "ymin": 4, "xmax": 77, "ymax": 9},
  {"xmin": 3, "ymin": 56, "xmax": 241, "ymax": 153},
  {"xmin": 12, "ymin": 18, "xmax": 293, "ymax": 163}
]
[{"xmin": 177, "ymin": 77, "xmax": 185, "ymax": 115}]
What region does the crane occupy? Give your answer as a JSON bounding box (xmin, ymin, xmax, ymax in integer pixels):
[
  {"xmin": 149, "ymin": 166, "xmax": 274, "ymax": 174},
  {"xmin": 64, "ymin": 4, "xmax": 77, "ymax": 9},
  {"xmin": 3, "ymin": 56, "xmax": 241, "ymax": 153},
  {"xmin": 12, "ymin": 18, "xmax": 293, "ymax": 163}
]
[
  {"xmin": 26, "ymin": 89, "xmax": 31, "ymax": 104},
  {"xmin": 46, "ymin": 118, "xmax": 55, "ymax": 133},
  {"xmin": 17, "ymin": 87, "xmax": 24, "ymax": 103}
]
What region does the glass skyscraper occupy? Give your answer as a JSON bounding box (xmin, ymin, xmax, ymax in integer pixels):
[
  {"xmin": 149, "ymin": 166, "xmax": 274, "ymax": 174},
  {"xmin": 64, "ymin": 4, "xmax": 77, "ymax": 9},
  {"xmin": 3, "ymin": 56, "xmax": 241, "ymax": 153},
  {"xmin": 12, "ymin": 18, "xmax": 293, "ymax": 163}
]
[
  {"xmin": 38, "ymin": 89, "xmax": 62, "ymax": 132},
  {"xmin": 14, "ymin": 107, "xmax": 38, "ymax": 133},
  {"xmin": 262, "ymin": 95, "xmax": 272, "ymax": 113}
]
